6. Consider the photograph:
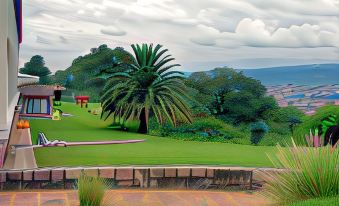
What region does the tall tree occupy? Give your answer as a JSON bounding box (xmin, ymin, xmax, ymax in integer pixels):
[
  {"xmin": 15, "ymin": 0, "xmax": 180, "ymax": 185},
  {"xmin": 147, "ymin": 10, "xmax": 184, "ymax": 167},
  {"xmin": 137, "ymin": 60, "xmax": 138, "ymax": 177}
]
[
  {"xmin": 186, "ymin": 67, "xmax": 277, "ymax": 124},
  {"xmin": 100, "ymin": 44, "xmax": 193, "ymax": 134},
  {"xmin": 19, "ymin": 55, "xmax": 51, "ymax": 84}
]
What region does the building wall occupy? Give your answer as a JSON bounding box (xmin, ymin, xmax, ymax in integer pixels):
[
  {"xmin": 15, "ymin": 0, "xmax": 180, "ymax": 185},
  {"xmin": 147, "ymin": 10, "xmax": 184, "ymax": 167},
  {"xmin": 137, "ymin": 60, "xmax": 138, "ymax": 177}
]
[{"xmin": 0, "ymin": 0, "xmax": 19, "ymax": 131}]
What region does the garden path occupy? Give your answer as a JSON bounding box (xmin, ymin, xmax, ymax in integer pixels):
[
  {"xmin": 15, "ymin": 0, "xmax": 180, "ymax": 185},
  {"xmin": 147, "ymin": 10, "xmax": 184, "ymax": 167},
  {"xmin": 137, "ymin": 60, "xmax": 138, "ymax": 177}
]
[{"xmin": 0, "ymin": 190, "xmax": 269, "ymax": 206}]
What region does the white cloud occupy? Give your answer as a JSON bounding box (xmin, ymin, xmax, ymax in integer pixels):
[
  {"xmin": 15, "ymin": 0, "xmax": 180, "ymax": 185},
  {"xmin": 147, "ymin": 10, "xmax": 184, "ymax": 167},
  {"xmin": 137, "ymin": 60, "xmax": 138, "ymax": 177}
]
[
  {"xmin": 86, "ymin": 3, "xmax": 106, "ymax": 10},
  {"xmin": 36, "ymin": 35, "xmax": 52, "ymax": 45},
  {"xmin": 77, "ymin": 10, "xmax": 85, "ymax": 15},
  {"xmin": 21, "ymin": 0, "xmax": 339, "ymax": 72},
  {"xmin": 236, "ymin": 18, "xmax": 270, "ymax": 36},
  {"xmin": 190, "ymin": 25, "xmax": 220, "ymax": 46},
  {"xmin": 249, "ymin": 0, "xmax": 339, "ymax": 16},
  {"xmin": 191, "ymin": 18, "xmax": 339, "ymax": 48},
  {"xmin": 100, "ymin": 26, "xmax": 127, "ymax": 36},
  {"xmin": 59, "ymin": 36, "xmax": 68, "ymax": 44},
  {"xmin": 94, "ymin": 11, "xmax": 104, "ymax": 17}
]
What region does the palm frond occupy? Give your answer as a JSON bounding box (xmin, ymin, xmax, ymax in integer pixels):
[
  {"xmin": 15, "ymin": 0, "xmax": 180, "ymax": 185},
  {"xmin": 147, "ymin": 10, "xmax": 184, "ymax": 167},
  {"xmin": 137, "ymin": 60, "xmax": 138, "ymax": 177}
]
[
  {"xmin": 100, "ymin": 43, "xmax": 192, "ymax": 132},
  {"xmin": 158, "ymin": 64, "xmax": 181, "ymax": 74}
]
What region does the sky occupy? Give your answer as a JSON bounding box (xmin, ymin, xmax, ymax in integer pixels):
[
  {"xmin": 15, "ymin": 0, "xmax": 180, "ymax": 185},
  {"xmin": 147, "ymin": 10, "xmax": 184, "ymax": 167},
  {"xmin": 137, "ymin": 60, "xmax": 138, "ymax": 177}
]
[{"xmin": 20, "ymin": 0, "xmax": 339, "ymax": 73}]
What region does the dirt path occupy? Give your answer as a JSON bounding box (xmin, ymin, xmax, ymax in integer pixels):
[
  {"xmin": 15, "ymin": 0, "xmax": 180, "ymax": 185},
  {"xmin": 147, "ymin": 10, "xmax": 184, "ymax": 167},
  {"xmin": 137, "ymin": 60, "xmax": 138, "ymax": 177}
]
[{"xmin": 0, "ymin": 190, "xmax": 269, "ymax": 206}]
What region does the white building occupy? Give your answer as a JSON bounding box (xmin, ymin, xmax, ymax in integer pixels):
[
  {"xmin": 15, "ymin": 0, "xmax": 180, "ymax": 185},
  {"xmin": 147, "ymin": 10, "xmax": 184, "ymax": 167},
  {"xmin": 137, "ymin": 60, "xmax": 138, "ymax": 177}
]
[{"xmin": 0, "ymin": 0, "xmax": 21, "ymax": 136}]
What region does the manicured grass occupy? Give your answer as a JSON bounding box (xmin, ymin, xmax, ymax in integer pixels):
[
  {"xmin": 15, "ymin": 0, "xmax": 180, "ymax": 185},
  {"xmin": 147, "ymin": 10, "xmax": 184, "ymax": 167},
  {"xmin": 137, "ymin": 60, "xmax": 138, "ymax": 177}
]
[
  {"xmin": 287, "ymin": 196, "xmax": 339, "ymax": 206},
  {"xmin": 30, "ymin": 103, "xmax": 276, "ymax": 167}
]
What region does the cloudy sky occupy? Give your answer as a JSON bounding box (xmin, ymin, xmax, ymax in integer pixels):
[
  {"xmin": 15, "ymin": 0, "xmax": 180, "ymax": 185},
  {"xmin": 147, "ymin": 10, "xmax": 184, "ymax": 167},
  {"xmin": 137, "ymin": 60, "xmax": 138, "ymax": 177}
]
[{"xmin": 21, "ymin": 0, "xmax": 339, "ymax": 72}]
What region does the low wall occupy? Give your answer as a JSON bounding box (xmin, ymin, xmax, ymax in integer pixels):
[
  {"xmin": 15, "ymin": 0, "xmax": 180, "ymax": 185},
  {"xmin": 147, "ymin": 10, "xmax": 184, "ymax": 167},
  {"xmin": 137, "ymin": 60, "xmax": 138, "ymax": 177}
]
[{"xmin": 0, "ymin": 166, "xmax": 260, "ymax": 190}]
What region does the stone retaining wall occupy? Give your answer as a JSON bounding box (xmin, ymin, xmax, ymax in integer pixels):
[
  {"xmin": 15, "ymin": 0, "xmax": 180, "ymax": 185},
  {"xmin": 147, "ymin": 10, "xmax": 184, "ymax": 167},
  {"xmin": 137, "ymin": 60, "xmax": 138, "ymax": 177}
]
[{"xmin": 0, "ymin": 166, "xmax": 256, "ymax": 190}]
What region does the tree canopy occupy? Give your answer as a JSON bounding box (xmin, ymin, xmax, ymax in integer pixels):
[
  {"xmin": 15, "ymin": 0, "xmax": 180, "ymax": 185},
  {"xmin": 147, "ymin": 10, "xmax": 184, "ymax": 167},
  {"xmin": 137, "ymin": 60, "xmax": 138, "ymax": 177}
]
[
  {"xmin": 51, "ymin": 45, "xmax": 135, "ymax": 101},
  {"xmin": 19, "ymin": 55, "xmax": 51, "ymax": 77},
  {"xmin": 186, "ymin": 67, "xmax": 277, "ymax": 124}
]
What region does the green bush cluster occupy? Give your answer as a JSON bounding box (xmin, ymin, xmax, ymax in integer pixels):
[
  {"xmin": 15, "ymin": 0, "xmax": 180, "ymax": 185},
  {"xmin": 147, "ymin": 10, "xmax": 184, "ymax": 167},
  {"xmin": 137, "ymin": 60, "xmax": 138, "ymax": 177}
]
[
  {"xmin": 149, "ymin": 116, "xmax": 250, "ymax": 144},
  {"xmin": 147, "ymin": 104, "xmax": 335, "ymax": 147},
  {"xmin": 149, "ymin": 106, "xmax": 303, "ymax": 146},
  {"xmin": 294, "ymin": 106, "xmax": 339, "ymax": 144},
  {"xmin": 267, "ymin": 121, "xmax": 291, "ymax": 135},
  {"xmin": 258, "ymin": 132, "xmax": 291, "ymax": 146}
]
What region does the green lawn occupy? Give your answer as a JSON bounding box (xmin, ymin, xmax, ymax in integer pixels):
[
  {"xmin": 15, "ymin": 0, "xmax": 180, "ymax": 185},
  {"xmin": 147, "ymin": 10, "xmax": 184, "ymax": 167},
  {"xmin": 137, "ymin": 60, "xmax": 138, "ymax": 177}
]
[
  {"xmin": 287, "ymin": 196, "xmax": 339, "ymax": 206},
  {"xmin": 30, "ymin": 103, "xmax": 276, "ymax": 167}
]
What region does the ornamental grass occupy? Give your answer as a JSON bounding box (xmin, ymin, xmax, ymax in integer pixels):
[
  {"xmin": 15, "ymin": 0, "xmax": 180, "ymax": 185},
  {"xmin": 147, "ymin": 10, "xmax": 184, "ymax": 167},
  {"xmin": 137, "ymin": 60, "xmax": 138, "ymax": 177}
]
[{"xmin": 262, "ymin": 139, "xmax": 338, "ymax": 205}]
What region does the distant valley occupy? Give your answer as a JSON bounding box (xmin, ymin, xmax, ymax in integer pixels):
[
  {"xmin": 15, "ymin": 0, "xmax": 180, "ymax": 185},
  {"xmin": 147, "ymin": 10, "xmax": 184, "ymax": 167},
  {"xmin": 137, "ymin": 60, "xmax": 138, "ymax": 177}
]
[
  {"xmin": 185, "ymin": 64, "xmax": 339, "ymax": 86},
  {"xmin": 239, "ymin": 64, "xmax": 339, "ymax": 86}
]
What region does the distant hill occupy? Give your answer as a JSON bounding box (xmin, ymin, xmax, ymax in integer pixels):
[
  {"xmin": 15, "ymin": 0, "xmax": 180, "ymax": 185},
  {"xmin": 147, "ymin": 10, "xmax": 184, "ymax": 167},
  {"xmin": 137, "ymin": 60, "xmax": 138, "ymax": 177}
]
[
  {"xmin": 52, "ymin": 45, "xmax": 134, "ymax": 102},
  {"xmin": 239, "ymin": 64, "xmax": 339, "ymax": 86}
]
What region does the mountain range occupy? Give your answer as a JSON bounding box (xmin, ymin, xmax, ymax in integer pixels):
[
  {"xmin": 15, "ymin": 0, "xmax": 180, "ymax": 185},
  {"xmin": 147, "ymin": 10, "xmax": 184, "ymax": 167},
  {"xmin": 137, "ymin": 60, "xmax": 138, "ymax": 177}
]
[{"xmin": 240, "ymin": 64, "xmax": 339, "ymax": 86}]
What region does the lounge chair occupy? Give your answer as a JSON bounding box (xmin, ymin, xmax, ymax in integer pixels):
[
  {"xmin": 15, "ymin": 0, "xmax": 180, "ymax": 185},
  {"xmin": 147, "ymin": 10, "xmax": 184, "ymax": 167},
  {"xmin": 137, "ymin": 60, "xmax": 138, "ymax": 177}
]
[
  {"xmin": 37, "ymin": 133, "xmax": 67, "ymax": 146},
  {"xmin": 12, "ymin": 133, "xmax": 145, "ymax": 150}
]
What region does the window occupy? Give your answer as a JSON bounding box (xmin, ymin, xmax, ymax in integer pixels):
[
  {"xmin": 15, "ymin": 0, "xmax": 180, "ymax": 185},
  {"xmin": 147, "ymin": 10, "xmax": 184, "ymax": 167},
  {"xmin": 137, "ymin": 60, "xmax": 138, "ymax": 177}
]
[
  {"xmin": 27, "ymin": 99, "xmax": 33, "ymax": 113},
  {"xmin": 26, "ymin": 98, "xmax": 49, "ymax": 114},
  {"xmin": 33, "ymin": 99, "xmax": 41, "ymax": 113},
  {"xmin": 40, "ymin": 99, "xmax": 47, "ymax": 113}
]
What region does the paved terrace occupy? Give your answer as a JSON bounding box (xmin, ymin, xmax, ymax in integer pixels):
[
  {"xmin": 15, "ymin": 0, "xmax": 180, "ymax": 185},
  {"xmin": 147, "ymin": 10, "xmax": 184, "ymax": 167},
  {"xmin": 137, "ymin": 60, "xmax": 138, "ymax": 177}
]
[{"xmin": 0, "ymin": 190, "xmax": 269, "ymax": 206}]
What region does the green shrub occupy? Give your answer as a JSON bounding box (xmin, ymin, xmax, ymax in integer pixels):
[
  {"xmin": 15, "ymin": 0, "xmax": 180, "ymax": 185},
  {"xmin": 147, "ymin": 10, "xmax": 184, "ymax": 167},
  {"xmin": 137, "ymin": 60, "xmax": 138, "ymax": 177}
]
[
  {"xmin": 265, "ymin": 106, "xmax": 304, "ymax": 123},
  {"xmin": 148, "ymin": 119, "xmax": 173, "ymax": 137},
  {"xmin": 191, "ymin": 117, "xmax": 225, "ymax": 130},
  {"xmin": 149, "ymin": 116, "xmax": 249, "ymax": 144},
  {"xmin": 262, "ymin": 141, "xmax": 339, "ymax": 205},
  {"xmin": 170, "ymin": 133, "xmax": 251, "ymax": 144},
  {"xmin": 258, "ymin": 133, "xmax": 291, "ymax": 146},
  {"xmin": 294, "ymin": 106, "xmax": 339, "ymax": 144},
  {"xmin": 250, "ymin": 121, "xmax": 269, "ymax": 145},
  {"xmin": 267, "ymin": 121, "xmax": 291, "ymax": 135},
  {"xmin": 150, "ymin": 116, "xmax": 293, "ymax": 146},
  {"xmin": 221, "ymin": 123, "xmax": 248, "ymax": 140},
  {"xmin": 77, "ymin": 174, "xmax": 108, "ymax": 206}
]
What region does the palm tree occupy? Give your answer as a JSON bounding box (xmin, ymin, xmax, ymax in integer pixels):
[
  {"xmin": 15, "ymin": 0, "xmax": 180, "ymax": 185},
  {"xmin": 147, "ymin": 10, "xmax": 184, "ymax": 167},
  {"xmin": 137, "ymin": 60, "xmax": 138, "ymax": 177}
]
[{"xmin": 100, "ymin": 44, "xmax": 192, "ymax": 134}]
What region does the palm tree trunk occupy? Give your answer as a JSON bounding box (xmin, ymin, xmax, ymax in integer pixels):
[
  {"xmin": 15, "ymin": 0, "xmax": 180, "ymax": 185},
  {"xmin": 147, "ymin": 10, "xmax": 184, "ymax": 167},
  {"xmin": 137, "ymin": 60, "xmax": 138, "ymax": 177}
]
[{"xmin": 138, "ymin": 108, "xmax": 148, "ymax": 134}]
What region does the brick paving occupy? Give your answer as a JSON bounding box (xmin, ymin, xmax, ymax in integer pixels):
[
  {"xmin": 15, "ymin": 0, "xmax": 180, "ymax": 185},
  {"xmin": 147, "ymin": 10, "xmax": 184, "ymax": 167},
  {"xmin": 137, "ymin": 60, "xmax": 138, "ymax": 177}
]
[{"xmin": 0, "ymin": 190, "xmax": 269, "ymax": 206}]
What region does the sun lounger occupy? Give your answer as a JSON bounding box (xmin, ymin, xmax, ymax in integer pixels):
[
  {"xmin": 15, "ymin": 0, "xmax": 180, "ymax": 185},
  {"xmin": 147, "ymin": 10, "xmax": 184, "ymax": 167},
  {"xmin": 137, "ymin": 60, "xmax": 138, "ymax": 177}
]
[{"xmin": 11, "ymin": 133, "xmax": 145, "ymax": 150}]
